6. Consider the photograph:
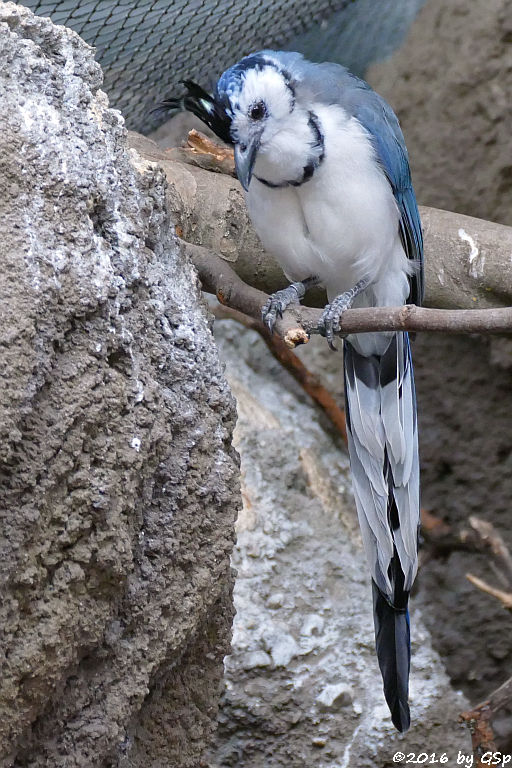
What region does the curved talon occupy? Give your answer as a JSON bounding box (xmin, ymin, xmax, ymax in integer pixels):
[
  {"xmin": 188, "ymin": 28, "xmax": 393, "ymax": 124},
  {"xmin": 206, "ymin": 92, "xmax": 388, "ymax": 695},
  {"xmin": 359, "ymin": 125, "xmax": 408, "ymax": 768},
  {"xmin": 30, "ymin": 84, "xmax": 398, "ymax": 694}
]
[
  {"xmin": 261, "ymin": 296, "xmax": 284, "ymax": 333},
  {"xmin": 318, "ymin": 308, "xmax": 338, "ymax": 351},
  {"xmin": 325, "ymin": 319, "xmax": 338, "ymax": 351},
  {"xmin": 318, "ymin": 293, "xmax": 356, "ymax": 350},
  {"xmin": 318, "ymin": 277, "xmax": 371, "ymax": 348},
  {"xmin": 261, "ymin": 283, "xmax": 304, "ymax": 334}
]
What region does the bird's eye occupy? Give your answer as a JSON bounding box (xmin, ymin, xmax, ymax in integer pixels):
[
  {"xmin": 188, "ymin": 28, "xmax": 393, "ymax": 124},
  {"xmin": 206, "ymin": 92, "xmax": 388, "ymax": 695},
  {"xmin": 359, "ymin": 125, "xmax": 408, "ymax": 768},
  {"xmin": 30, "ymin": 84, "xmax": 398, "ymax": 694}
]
[{"xmin": 249, "ymin": 101, "xmax": 266, "ymax": 120}]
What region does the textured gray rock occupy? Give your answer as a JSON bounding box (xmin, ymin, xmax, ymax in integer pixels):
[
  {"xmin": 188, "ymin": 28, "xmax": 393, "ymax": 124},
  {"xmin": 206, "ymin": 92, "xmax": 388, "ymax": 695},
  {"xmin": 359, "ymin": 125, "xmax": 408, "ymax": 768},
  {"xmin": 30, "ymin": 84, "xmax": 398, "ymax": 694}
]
[
  {"xmin": 0, "ymin": 4, "xmax": 238, "ymax": 766},
  {"xmin": 209, "ymin": 323, "xmax": 471, "ymax": 766},
  {"xmin": 367, "ymin": 0, "xmax": 512, "ymax": 226}
]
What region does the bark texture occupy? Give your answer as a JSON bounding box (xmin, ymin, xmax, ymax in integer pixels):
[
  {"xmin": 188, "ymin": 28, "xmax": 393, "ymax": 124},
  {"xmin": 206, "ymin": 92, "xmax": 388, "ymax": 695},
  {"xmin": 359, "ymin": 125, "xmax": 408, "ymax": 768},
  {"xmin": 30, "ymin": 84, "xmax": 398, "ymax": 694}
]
[
  {"xmin": 131, "ymin": 131, "xmax": 512, "ymax": 313},
  {"xmin": 0, "ymin": 5, "xmax": 239, "ymax": 766}
]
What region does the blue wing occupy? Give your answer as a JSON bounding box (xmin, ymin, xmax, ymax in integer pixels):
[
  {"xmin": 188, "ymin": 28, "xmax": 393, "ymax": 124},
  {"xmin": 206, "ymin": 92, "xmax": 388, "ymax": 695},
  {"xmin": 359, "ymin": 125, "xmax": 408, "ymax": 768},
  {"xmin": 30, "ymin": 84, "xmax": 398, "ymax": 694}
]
[{"xmin": 350, "ymin": 92, "xmax": 424, "ymax": 307}]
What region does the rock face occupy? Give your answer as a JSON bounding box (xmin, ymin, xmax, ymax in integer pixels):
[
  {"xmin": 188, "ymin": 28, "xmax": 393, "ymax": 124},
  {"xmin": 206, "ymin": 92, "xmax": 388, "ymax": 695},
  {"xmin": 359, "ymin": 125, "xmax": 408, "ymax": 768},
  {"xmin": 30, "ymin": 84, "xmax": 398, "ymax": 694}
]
[
  {"xmin": 367, "ymin": 0, "xmax": 512, "ymax": 226},
  {"xmin": 0, "ymin": 5, "xmax": 239, "ymax": 766},
  {"xmin": 208, "ymin": 324, "xmax": 471, "ymax": 766}
]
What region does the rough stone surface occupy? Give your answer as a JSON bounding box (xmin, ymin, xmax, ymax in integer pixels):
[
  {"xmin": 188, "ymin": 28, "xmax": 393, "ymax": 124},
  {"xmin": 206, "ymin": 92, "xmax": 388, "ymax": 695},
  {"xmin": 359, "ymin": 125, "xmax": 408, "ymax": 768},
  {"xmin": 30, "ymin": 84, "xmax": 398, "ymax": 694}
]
[
  {"xmin": 0, "ymin": 5, "xmax": 239, "ymax": 766},
  {"xmin": 208, "ymin": 322, "xmax": 471, "ymax": 766},
  {"xmin": 367, "ymin": 0, "xmax": 512, "ymax": 226}
]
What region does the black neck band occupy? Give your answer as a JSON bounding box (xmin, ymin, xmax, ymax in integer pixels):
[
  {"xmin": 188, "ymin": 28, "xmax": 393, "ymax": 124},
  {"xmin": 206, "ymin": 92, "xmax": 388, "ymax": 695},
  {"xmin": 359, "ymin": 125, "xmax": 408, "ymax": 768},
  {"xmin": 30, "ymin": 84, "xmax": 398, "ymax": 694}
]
[{"xmin": 255, "ymin": 110, "xmax": 325, "ymax": 189}]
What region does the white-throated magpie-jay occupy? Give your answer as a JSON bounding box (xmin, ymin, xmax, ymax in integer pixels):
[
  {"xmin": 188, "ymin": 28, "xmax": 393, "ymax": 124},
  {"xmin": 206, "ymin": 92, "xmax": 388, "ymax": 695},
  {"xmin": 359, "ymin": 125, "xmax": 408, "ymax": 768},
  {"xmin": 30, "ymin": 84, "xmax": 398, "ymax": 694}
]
[{"xmin": 158, "ymin": 50, "xmax": 423, "ymax": 732}]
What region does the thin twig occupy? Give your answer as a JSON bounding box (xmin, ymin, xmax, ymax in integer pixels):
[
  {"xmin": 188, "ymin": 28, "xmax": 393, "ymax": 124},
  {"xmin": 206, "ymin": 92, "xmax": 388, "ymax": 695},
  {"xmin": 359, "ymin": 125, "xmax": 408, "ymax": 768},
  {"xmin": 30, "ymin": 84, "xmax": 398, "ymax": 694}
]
[
  {"xmin": 182, "ymin": 240, "xmax": 512, "ymax": 346},
  {"xmin": 463, "ymin": 517, "xmax": 512, "ymax": 608},
  {"xmin": 465, "ymin": 573, "xmax": 512, "ymax": 610},
  {"xmin": 487, "ymin": 674, "xmax": 512, "ymax": 713},
  {"xmin": 465, "ymin": 516, "xmax": 512, "ymax": 582}
]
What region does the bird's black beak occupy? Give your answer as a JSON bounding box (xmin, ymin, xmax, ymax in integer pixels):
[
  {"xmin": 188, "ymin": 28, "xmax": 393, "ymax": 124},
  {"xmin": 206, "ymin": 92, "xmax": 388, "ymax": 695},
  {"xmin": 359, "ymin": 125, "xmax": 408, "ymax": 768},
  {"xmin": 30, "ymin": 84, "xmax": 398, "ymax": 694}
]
[{"xmin": 234, "ymin": 138, "xmax": 259, "ymax": 191}]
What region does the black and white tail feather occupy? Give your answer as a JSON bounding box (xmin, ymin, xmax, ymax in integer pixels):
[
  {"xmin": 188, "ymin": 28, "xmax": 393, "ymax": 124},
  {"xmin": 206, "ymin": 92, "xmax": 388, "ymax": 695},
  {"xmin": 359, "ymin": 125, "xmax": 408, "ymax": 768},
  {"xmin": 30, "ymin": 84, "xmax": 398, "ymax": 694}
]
[{"xmin": 344, "ymin": 332, "xmax": 419, "ymax": 732}]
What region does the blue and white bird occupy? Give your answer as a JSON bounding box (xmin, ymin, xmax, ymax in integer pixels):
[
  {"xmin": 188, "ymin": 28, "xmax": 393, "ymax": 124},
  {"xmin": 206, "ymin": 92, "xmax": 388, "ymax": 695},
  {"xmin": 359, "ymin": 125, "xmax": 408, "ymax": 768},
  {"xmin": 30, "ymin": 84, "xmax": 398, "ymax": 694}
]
[{"xmin": 159, "ymin": 50, "xmax": 423, "ymax": 732}]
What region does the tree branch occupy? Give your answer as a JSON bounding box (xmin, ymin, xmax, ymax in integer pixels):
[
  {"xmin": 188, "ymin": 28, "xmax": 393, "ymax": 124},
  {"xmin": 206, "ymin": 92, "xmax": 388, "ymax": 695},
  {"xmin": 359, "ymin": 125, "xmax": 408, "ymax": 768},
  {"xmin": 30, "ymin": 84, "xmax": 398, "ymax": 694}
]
[
  {"xmin": 129, "ymin": 130, "xmax": 512, "ymax": 314},
  {"xmin": 464, "ymin": 516, "xmax": 512, "ymax": 583},
  {"xmin": 184, "ymin": 240, "xmax": 512, "ymax": 345},
  {"xmin": 463, "ymin": 516, "xmax": 512, "ymax": 611},
  {"xmin": 465, "ymin": 574, "xmax": 512, "ymax": 610}
]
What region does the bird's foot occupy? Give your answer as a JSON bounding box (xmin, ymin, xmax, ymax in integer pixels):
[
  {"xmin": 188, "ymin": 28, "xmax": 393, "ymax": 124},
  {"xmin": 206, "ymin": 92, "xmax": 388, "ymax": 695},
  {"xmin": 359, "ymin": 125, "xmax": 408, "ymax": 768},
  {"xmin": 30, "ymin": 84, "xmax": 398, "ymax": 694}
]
[
  {"xmin": 318, "ymin": 276, "xmax": 370, "ymax": 350},
  {"xmin": 261, "ymin": 282, "xmax": 306, "ymax": 334}
]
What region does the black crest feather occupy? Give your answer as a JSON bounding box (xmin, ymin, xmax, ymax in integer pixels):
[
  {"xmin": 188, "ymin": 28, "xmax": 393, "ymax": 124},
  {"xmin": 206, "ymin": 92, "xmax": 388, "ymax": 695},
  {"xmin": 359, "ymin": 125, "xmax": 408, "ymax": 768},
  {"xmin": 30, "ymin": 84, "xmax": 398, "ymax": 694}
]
[{"xmin": 152, "ymin": 80, "xmax": 233, "ymax": 145}]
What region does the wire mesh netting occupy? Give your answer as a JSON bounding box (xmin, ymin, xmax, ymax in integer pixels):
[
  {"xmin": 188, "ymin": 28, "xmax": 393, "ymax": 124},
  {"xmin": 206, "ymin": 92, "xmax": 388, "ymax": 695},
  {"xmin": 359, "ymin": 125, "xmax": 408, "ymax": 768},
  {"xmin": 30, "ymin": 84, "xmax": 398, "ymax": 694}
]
[
  {"xmin": 21, "ymin": 0, "xmax": 352, "ymax": 133},
  {"xmin": 20, "ymin": 0, "xmax": 425, "ymax": 134}
]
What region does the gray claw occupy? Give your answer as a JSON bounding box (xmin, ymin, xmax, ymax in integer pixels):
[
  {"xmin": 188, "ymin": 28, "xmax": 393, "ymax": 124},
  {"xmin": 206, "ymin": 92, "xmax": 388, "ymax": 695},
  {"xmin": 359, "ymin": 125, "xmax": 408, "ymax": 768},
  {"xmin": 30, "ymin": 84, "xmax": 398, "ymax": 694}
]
[
  {"xmin": 318, "ymin": 295, "xmax": 352, "ymax": 351},
  {"xmin": 326, "ymin": 321, "xmax": 337, "ymax": 351},
  {"xmin": 317, "ymin": 276, "xmax": 371, "ymax": 350},
  {"xmin": 261, "ymin": 284, "xmax": 303, "ymax": 334},
  {"xmin": 265, "ymin": 313, "xmax": 276, "ymax": 333}
]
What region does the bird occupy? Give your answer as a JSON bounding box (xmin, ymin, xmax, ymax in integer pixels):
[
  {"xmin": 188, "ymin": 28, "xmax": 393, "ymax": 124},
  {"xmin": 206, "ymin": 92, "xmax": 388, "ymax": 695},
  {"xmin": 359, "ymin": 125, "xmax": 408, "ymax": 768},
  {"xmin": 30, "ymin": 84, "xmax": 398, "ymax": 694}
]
[{"xmin": 158, "ymin": 50, "xmax": 423, "ymax": 732}]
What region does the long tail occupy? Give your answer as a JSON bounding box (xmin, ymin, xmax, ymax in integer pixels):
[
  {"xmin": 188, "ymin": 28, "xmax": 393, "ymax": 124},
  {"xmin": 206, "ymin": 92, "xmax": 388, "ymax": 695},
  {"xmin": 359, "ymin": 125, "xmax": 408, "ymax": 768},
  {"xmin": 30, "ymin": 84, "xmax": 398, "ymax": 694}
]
[{"xmin": 343, "ymin": 332, "xmax": 419, "ymax": 733}]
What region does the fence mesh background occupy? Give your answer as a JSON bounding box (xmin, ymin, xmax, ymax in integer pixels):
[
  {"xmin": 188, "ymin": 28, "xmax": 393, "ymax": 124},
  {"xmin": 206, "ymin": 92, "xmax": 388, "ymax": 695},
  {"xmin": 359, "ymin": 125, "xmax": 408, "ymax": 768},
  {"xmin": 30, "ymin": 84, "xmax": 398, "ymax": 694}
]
[{"xmin": 20, "ymin": 0, "xmax": 425, "ymax": 134}]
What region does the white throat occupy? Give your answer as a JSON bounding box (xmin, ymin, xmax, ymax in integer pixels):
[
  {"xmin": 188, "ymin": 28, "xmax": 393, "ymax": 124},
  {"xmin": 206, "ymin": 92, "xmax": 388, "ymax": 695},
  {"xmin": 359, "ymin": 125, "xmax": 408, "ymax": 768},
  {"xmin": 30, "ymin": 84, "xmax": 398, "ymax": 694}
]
[{"xmin": 253, "ymin": 107, "xmax": 322, "ymax": 186}]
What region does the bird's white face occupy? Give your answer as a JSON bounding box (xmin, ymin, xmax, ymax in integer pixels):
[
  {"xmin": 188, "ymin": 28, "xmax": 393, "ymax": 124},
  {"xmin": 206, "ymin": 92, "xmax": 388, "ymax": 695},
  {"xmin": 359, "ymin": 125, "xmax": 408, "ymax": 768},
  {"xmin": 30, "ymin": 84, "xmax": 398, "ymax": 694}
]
[
  {"xmin": 226, "ymin": 66, "xmax": 298, "ymax": 189},
  {"xmin": 229, "ymin": 66, "xmax": 295, "ymax": 146}
]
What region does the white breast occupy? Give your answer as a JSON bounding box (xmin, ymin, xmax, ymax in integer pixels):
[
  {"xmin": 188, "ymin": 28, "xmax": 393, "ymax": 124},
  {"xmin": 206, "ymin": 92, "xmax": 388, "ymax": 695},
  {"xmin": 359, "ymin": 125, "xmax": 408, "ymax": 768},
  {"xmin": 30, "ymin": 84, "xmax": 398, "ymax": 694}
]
[{"xmin": 246, "ymin": 104, "xmax": 411, "ymax": 308}]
